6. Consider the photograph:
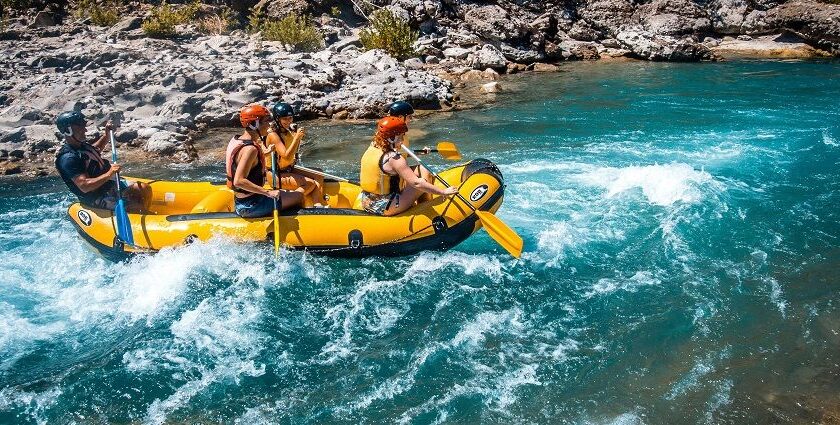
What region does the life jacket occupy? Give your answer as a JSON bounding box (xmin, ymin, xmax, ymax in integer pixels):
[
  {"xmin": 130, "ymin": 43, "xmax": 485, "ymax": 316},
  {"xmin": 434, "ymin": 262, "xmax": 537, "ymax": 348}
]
[
  {"xmin": 55, "ymin": 141, "xmax": 113, "ymax": 203},
  {"xmin": 225, "ymin": 136, "xmax": 265, "ymax": 194},
  {"xmin": 359, "ymin": 143, "xmax": 400, "ymax": 195}
]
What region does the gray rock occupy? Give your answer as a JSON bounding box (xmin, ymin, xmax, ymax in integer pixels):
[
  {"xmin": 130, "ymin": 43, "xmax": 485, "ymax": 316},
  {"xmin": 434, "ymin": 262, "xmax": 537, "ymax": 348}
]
[
  {"xmin": 548, "ymin": 39, "xmax": 601, "ymax": 60},
  {"xmin": 708, "ymin": 0, "xmax": 748, "ymax": 34},
  {"xmin": 0, "ymin": 128, "xmax": 26, "ymax": 144},
  {"xmin": 144, "ymin": 131, "xmax": 178, "ymax": 154},
  {"xmin": 404, "ymin": 58, "xmax": 425, "ymax": 69},
  {"xmin": 111, "ymin": 16, "xmax": 143, "ymax": 33},
  {"xmin": 329, "ymin": 36, "xmax": 361, "ymax": 52},
  {"xmin": 500, "ymin": 43, "xmax": 545, "ymax": 63},
  {"xmin": 443, "ymin": 47, "xmax": 471, "ymax": 59},
  {"xmin": 464, "ymin": 5, "xmax": 528, "ymax": 42},
  {"xmin": 30, "ymin": 11, "xmax": 55, "ymax": 28},
  {"xmin": 467, "ymin": 44, "xmax": 507, "ymax": 70},
  {"xmin": 616, "ymin": 29, "xmax": 715, "ymax": 61},
  {"xmin": 568, "ymin": 21, "xmax": 606, "ymax": 42},
  {"xmin": 634, "ymin": 0, "xmax": 712, "ymax": 36},
  {"xmin": 764, "ymin": 1, "xmax": 840, "ymax": 54}
]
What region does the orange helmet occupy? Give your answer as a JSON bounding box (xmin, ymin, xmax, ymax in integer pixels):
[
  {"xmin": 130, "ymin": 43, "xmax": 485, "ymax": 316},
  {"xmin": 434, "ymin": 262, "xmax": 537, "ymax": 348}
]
[
  {"xmin": 376, "ymin": 116, "xmax": 408, "ymax": 139},
  {"xmin": 239, "ymin": 104, "xmax": 271, "ymax": 129}
]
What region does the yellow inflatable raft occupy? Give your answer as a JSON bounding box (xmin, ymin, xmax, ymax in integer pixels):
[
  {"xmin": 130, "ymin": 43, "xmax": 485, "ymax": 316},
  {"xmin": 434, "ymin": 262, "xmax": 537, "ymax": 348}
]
[{"xmin": 66, "ymin": 159, "xmax": 505, "ymax": 260}]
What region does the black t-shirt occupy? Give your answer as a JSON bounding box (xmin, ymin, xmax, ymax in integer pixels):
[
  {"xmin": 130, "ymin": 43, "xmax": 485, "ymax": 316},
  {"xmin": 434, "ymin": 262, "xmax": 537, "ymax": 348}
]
[{"xmin": 55, "ymin": 141, "xmax": 114, "ymax": 205}]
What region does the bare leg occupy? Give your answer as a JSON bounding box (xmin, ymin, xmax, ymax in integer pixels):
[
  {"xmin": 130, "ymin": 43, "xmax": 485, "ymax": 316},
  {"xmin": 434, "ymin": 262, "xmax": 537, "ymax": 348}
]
[
  {"xmin": 293, "ymin": 168, "xmax": 325, "ymax": 206},
  {"xmin": 278, "ymin": 189, "xmax": 304, "ymax": 210},
  {"xmin": 281, "ymin": 173, "xmax": 316, "ymax": 207},
  {"xmin": 383, "ymin": 184, "xmax": 427, "ymax": 216},
  {"xmin": 125, "ymin": 182, "xmax": 151, "ymax": 213}
]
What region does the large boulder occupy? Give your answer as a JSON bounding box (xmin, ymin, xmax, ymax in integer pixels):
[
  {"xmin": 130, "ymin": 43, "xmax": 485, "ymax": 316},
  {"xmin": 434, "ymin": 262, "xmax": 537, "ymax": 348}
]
[
  {"xmin": 256, "ymin": 0, "xmax": 311, "ymax": 19},
  {"xmin": 576, "ymin": 0, "xmax": 637, "ymax": 35},
  {"xmin": 500, "ymin": 43, "xmax": 546, "ymax": 63},
  {"xmin": 616, "ymin": 30, "xmax": 716, "ymax": 60},
  {"xmin": 546, "ymin": 39, "xmax": 602, "ymax": 60},
  {"xmin": 634, "ymin": 0, "xmax": 712, "ymax": 36},
  {"xmin": 467, "ymin": 44, "xmax": 508, "ymax": 70},
  {"xmin": 464, "ymin": 5, "xmax": 529, "ymax": 42},
  {"xmin": 764, "ymin": 1, "xmax": 840, "ymax": 54},
  {"xmin": 708, "ymin": 0, "xmax": 750, "ymax": 34}
]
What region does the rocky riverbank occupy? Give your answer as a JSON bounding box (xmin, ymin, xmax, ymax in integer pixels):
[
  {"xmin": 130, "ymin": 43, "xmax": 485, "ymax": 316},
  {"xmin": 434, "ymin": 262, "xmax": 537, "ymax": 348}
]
[{"xmin": 1, "ymin": 0, "xmax": 838, "ymax": 177}]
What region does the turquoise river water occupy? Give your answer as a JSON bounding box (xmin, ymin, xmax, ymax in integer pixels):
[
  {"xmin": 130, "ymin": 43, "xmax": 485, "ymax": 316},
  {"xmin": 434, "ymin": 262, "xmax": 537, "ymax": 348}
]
[{"xmin": 1, "ymin": 59, "xmax": 839, "ymax": 424}]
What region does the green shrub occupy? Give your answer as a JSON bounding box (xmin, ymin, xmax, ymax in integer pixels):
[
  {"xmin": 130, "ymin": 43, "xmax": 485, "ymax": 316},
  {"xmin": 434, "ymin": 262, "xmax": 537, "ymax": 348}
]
[
  {"xmin": 246, "ymin": 5, "xmax": 261, "ymax": 33},
  {"xmin": 74, "ymin": 0, "xmax": 120, "ymax": 27},
  {"xmin": 359, "ymin": 8, "xmax": 417, "ymax": 60},
  {"xmin": 141, "ymin": 0, "xmax": 200, "ymax": 38},
  {"xmin": 255, "ymin": 12, "xmax": 323, "ymax": 52}
]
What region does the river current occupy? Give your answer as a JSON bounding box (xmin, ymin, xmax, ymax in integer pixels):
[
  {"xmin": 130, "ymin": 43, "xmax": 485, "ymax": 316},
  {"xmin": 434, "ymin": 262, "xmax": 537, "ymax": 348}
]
[{"xmin": 1, "ymin": 59, "xmax": 839, "ymax": 424}]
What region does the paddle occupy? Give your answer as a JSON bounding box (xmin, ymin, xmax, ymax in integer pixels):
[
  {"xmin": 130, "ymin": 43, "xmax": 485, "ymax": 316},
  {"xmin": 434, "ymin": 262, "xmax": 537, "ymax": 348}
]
[
  {"xmin": 270, "ymin": 150, "xmax": 281, "ymax": 255},
  {"xmin": 414, "ymin": 141, "xmax": 461, "ymax": 161},
  {"xmin": 293, "ymin": 165, "xmax": 351, "ymax": 183},
  {"xmin": 107, "ymin": 118, "xmax": 134, "ymax": 246},
  {"xmin": 401, "ymin": 146, "xmax": 523, "ymax": 258}
]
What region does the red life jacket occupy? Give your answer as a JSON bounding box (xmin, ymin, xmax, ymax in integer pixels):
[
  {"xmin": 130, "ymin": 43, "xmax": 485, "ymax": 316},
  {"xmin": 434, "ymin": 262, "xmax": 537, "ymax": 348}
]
[{"xmin": 225, "ymin": 136, "xmax": 265, "ymax": 193}]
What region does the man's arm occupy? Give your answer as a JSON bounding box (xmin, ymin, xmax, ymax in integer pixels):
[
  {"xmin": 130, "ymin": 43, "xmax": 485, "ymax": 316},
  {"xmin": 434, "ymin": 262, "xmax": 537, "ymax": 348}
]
[
  {"xmin": 91, "ymin": 122, "xmax": 113, "ymax": 151},
  {"xmin": 71, "ymin": 164, "xmax": 119, "ymax": 193}
]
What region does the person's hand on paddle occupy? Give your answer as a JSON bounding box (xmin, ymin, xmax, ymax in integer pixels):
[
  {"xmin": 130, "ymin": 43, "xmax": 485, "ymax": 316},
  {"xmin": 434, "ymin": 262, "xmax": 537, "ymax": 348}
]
[
  {"xmin": 107, "ymin": 163, "xmax": 122, "ymax": 176},
  {"xmin": 104, "ymin": 120, "xmax": 115, "ymax": 137},
  {"xmin": 421, "ymin": 146, "xmax": 431, "ymax": 154},
  {"xmin": 441, "ymin": 186, "xmax": 458, "ymax": 196},
  {"xmin": 267, "ymin": 189, "xmax": 281, "ymax": 200}
]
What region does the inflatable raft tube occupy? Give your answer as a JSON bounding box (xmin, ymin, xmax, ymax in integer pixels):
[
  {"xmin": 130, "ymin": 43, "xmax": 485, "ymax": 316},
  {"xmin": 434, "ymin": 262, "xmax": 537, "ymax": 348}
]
[{"xmin": 66, "ymin": 159, "xmax": 505, "ymax": 261}]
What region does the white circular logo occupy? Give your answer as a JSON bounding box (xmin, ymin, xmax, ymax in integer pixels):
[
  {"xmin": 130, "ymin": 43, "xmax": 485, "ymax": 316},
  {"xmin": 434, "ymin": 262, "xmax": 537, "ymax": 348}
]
[
  {"xmin": 77, "ymin": 210, "xmax": 92, "ymax": 226},
  {"xmin": 470, "ymin": 184, "xmax": 489, "ymax": 202}
]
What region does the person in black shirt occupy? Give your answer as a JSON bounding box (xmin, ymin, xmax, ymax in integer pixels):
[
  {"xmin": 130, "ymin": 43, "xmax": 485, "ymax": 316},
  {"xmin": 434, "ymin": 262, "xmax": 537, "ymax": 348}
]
[{"xmin": 54, "ymin": 111, "xmax": 149, "ymax": 211}]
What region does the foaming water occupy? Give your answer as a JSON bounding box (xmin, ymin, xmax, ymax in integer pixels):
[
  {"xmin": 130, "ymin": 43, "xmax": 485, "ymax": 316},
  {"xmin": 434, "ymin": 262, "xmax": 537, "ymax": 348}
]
[{"xmin": 2, "ymin": 59, "xmax": 840, "ymax": 424}]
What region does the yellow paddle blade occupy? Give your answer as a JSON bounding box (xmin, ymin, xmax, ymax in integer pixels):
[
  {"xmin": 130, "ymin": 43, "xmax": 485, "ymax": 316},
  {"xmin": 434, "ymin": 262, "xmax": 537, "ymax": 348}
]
[
  {"xmin": 436, "ymin": 141, "xmax": 462, "ymax": 161},
  {"xmin": 273, "ymin": 210, "xmax": 280, "ymax": 255},
  {"xmin": 475, "ymin": 210, "xmax": 523, "ymax": 258}
]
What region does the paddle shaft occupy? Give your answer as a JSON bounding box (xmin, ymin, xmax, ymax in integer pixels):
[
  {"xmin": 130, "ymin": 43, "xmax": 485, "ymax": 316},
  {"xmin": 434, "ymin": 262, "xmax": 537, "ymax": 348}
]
[
  {"xmin": 108, "ymin": 130, "xmax": 123, "ymax": 203},
  {"xmin": 271, "ymin": 151, "xmax": 280, "ymax": 254},
  {"xmin": 293, "ymin": 165, "xmax": 350, "ymax": 183}
]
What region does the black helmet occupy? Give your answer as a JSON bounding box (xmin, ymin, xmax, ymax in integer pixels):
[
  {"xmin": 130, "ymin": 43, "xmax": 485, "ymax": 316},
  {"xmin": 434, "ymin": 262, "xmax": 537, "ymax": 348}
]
[
  {"xmin": 387, "ymin": 100, "xmax": 414, "ymax": 117},
  {"xmin": 56, "ymin": 111, "xmax": 86, "ymax": 135},
  {"xmin": 271, "ymin": 102, "xmax": 294, "ymax": 119}
]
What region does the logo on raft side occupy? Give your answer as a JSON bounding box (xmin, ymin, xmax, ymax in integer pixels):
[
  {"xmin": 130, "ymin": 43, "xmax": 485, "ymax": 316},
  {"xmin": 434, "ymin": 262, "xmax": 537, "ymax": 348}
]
[
  {"xmin": 470, "ymin": 184, "xmax": 489, "ymax": 202},
  {"xmin": 77, "ymin": 209, "xmax": 92, "ymax": 226}
]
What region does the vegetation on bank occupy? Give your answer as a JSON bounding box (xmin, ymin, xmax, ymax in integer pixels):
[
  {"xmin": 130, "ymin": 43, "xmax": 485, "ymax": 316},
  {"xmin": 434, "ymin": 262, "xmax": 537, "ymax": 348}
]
[
  {"xmin": 2, "ymin": 0, "xmax": 424, "ymax": 60},
  {"xmin": 359, "ymin": 8, "xmax": 418, "ymax": 60},
  {"xmin": 248, "ymin": 9, "xmax": 323, "ymax": 52},
  {"xmin": 74, "ymin": 0, "xmax": 119, "ymax": 27},
  {"xmin": 141, "ymin": 1, "xmax": 201, "ymax": 37}
]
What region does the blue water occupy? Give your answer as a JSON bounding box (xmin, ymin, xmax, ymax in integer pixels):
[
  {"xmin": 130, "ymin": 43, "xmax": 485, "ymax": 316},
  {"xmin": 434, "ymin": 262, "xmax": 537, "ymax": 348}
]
[{"xmin": 1, "ymin": 59, "xmax": 839, "ymax": 424}]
